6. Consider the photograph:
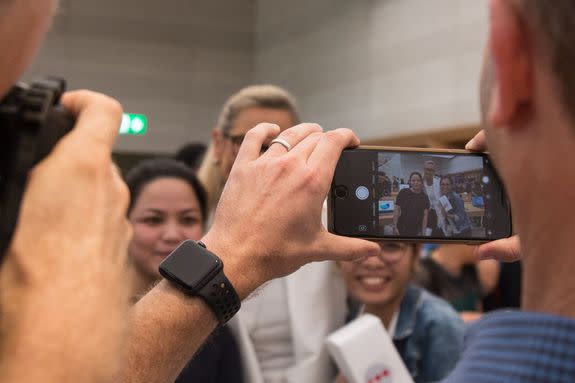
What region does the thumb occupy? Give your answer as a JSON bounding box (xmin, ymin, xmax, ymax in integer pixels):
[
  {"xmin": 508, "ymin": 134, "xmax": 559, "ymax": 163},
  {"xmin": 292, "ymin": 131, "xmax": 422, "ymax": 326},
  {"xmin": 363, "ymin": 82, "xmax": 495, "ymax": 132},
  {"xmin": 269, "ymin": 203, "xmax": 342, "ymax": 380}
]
[
  {"xmin": 475, "ymin": 235, "xmax": 521, "ymax": 262},
  {"xmin": 314, "ymin": 232, "xmax": 380, "ymax": 263}
]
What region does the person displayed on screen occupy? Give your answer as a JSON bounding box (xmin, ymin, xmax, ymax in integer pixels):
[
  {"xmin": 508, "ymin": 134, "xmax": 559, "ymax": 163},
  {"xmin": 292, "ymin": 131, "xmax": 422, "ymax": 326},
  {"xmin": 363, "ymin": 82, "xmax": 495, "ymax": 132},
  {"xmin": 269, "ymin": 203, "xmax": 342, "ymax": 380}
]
[
  {"xmin": 422, "ymin": 160, "xmax": 445, "ymax": 236},
  {"xmin": 337, "ymin": 242, "xmax": 464, "ymax": 383},
  {"xmin": 439, "ymin": 176, "xmax": 472, "ymax": 238},
  {"xmin": 392, "ymin": 172, "xmax": 430, "ymax": 236},
  {"xmin": 377, "ymin": 170, "xmax": 392, "ymax": 197},
  {"xmin": 392, "ymin": 176, "xmax": 400, "ymax": 193},
  {"xmin": 125, "ymin": 159, "xmax": 243, "ymax": 383}
]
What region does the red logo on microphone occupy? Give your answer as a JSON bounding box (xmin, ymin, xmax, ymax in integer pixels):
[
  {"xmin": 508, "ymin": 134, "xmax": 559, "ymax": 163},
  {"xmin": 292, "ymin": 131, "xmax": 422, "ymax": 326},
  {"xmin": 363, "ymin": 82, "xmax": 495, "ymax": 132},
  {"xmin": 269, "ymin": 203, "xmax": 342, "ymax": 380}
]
[{"xmin": 365, "ymin": 363, "xmax": 392, "ymax": 383}]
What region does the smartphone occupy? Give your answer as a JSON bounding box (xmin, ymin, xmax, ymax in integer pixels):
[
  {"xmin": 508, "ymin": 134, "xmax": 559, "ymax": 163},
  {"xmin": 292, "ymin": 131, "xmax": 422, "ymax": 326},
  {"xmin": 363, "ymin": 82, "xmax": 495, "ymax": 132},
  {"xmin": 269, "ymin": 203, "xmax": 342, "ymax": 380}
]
[{"xmin": 328, "ymin": 147, "xmax": 512, "ymax": 243}]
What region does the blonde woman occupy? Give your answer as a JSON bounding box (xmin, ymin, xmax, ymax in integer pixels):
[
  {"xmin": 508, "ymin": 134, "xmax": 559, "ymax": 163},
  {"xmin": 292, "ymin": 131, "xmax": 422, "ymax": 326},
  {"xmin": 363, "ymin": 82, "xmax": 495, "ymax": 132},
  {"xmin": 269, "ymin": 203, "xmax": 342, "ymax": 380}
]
[{"xmin": 198, "ymin": 85, "xmax": 349, "ymax": 383}]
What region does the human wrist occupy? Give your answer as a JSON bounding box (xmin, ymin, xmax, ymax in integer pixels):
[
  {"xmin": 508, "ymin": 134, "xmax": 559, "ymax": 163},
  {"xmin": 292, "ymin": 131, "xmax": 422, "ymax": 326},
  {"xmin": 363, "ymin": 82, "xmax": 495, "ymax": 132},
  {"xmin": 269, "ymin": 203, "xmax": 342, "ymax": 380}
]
[{"xmin": 200, "ymin": 232, "xmax": 259, "ymax": 300}]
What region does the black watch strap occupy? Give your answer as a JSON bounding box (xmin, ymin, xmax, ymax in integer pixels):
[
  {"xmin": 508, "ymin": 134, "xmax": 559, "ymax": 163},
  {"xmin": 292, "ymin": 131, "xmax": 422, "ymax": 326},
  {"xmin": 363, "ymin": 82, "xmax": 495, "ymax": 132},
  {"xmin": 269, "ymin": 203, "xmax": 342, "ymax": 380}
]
[
  {"xmin": 159, "ymin": 240, "xmax": 241, "ymax": 325},
  {"xmin": 197, "ymin": 269, "xmax": 241, "ymax": 324}
]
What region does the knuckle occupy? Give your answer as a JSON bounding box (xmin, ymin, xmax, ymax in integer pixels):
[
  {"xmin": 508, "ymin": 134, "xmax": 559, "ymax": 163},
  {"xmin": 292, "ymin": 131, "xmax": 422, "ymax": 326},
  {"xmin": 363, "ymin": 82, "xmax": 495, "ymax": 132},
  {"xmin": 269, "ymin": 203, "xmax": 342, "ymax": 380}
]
[
  {"xmin": 301, "ymin": 169, "xmax": 323, "ymax": 194},
  {"xmin": 275, "ymin": 156, "xmax": 296, "ymax": 173},
  {"xmin": 306, "ymin": 123, "xmax": 323, "ymax": 132},
  {"xmin": 323, "ymin": 130, "xmax": 343, "ymax": 145},
  {"xmin": 279, "ymin": 129, "xmax": 297, "ymax": 142}
]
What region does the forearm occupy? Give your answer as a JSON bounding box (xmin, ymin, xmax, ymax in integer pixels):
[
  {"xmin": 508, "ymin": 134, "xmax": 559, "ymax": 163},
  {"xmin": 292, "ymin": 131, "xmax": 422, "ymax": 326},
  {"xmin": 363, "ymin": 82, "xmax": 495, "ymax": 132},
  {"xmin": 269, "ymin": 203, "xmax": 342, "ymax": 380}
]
[
  {"xmin": 120, "ymin": 232, "xmax": 257, "ymax": 383},
  {"xmin": 393, "ymin": 209, "xmax": 400, "ymax": 227},
  {"xmin": 422, "ymin": 211, "xmax": 429, "ymax": 233},
  {"xmin": 120, "ymin": 281, "xmax": 218, "ymax": 383}
]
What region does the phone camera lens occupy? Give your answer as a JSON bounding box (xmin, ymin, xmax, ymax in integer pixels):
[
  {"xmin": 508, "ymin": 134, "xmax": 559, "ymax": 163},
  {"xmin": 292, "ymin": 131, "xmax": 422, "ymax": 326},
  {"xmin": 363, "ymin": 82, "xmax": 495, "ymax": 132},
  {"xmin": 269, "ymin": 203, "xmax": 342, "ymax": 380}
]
[{"xmin": 334, "ymin": 185, "xmax": 349, "ymax": 199}]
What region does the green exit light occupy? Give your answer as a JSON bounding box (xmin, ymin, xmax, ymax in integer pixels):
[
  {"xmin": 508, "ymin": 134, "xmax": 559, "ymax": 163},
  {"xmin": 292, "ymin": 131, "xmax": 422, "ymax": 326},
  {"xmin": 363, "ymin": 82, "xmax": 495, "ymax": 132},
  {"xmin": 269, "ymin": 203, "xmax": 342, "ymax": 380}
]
[{"xmin": 120, "ymin": 113, "xmax": 148, "ymax": 135}]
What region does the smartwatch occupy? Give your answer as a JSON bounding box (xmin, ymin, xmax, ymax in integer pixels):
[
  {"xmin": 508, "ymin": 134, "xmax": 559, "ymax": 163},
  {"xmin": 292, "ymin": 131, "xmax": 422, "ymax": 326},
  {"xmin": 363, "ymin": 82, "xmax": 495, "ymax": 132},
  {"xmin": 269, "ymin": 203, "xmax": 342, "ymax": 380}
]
[{"xmin": 159, "ymin": 240, "xmax": 241, "ymax": 324}]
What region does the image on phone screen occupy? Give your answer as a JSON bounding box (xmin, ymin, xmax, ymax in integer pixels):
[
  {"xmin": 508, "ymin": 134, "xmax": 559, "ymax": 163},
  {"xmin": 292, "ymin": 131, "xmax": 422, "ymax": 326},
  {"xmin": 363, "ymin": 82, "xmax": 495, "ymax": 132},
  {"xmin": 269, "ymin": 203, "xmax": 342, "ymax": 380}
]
[{"xmin": 329, "ymin": 148, "xmax": 512, "ymax": 242}]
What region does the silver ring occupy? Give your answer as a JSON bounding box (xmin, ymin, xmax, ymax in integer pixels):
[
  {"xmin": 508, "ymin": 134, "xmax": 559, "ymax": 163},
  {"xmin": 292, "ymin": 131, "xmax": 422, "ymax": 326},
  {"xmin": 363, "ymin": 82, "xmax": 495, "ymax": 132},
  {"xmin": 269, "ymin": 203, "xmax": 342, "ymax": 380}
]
[{"xmin": 269, "ymin": 137, "xmax": 292, "ymax": 152}]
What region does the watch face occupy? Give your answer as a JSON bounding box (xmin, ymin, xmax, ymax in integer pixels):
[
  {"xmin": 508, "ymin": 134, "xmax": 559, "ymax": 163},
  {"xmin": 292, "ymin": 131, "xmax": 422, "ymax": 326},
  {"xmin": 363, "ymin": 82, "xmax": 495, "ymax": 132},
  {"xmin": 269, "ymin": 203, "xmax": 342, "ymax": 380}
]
[{"xmin": 159, "ymin": 240, "xmax": 223, "ymax": 292}]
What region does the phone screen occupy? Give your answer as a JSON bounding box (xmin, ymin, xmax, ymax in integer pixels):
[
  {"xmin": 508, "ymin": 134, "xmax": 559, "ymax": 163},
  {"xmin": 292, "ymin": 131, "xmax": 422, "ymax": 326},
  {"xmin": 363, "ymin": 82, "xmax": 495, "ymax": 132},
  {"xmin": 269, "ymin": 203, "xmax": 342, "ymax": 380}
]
[{"xmin": 329, "ymin": 148, "xmax": 512, "ymax": 242}]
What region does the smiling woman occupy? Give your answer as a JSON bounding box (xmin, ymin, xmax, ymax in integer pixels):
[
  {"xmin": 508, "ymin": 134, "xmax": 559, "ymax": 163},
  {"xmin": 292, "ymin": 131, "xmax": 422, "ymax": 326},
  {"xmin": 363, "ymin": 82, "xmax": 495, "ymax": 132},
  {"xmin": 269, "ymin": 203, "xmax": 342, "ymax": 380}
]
[
  {"xmin": 338, "ymin": 243, "xmax": 464, "ymax": 383},
  {"xmin": 124, "ymin": 158, "xmax": 243, "ymax": 383},
  {"xmin": 125, "ymin": 159, "xmax": 207, "ymax": 298}
]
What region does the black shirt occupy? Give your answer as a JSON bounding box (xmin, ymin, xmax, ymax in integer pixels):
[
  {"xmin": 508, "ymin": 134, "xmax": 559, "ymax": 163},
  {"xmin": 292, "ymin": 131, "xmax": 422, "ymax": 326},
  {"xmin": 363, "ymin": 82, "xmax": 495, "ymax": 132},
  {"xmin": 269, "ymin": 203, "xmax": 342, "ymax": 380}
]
[
  {"xmin": 396, "ymin": 188, "xmax": 430, "ymax": 236},
  {"xmin": 174, "ymin": 325, "xmax": 243, "ymax": 383}
]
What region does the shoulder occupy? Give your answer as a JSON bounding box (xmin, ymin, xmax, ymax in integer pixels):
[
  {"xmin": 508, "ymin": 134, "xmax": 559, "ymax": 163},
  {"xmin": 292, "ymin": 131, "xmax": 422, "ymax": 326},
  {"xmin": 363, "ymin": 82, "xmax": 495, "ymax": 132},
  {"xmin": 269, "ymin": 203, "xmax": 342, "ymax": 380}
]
[
  {"xmin": 446, "ymin": 311, "xmax": 575, "ymax": 382},
  {"xmin": 397, "ymin": 188, "xmax": 410, "ymax": 201},
  {"xmin": 398, "ymin": 188, "xmax": 410, "ymax": 196}
]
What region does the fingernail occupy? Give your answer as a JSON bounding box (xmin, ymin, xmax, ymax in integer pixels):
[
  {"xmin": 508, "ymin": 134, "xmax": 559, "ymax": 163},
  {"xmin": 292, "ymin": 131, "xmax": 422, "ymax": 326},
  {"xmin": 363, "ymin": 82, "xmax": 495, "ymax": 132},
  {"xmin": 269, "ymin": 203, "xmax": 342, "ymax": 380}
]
[
  {"xmin": 477, "ymin": 250, "xmax": 492, "ymax": 260},
  {"xmin": 368, "ymin": 245, "xmax": 380, "ymax": 257},
  {"xmin": 465, "ymin": 139, "xmax": 476, "ymax": 150}
]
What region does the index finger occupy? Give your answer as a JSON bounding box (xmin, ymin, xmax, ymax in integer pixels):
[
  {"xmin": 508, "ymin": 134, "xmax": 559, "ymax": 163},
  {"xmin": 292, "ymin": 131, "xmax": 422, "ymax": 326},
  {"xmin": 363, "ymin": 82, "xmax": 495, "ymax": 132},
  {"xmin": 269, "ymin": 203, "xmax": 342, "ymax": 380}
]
[
  {"xmin": 465, "ymin": 130, "xmax": 487, "ymax": 151},
  {"xmin": 234, "ymin": 123, "xmax": 281, "ymax": 164},
  {"xmin": 61, "ymin": 90, "xmax": 124, "ymax": 151}
]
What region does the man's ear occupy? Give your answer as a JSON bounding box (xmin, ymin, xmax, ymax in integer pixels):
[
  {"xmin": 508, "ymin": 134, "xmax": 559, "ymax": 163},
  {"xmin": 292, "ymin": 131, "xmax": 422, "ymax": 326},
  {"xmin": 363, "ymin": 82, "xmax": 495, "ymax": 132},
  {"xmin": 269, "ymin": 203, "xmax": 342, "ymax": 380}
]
[
  {"xmin": 486, "ymin": 0, "xmax": 533, "ymax": 128},
  {"xmin": 212, "ymin": 129, "xmax": 223, "ymax": 164}
]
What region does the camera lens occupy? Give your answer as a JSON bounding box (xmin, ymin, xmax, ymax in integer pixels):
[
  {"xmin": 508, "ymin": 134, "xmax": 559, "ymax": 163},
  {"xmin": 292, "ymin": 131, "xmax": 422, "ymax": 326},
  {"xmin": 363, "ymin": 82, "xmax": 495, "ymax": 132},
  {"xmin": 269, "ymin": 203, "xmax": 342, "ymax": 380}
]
[{"xmin": 334, "ymin": 185, "xmax": 348, "ymax": 199}]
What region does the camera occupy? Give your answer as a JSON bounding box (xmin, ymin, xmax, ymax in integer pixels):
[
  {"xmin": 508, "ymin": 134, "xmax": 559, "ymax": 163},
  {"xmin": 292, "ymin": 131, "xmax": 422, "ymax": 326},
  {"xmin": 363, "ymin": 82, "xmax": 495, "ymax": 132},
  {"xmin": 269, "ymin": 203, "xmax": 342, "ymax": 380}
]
[{"xmin": 0, "ymin": 78, "xmax": 75, "ymax": 259}]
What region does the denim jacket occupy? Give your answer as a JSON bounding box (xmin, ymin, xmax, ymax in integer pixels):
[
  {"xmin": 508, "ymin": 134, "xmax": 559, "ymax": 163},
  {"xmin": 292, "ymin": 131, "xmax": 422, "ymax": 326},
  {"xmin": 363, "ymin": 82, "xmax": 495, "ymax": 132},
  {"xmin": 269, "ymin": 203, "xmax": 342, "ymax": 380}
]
[{"xmin": 393, "ymin": 285, "xmax": 464, "ymax": 383}]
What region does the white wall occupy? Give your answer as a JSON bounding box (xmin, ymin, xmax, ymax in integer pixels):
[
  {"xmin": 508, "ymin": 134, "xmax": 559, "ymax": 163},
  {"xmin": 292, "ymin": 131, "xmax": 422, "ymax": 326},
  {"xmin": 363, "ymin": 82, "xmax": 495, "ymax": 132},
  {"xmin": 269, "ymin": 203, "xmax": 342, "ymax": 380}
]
[
  {"xmin": 254, "ymin": 0, "xmax": 488, "ymax": 141},
  {"xmin": 25, "ymin": 0, "xmax": 255, "ymax": 154},
  {"xmin": 444, "ymin": 156, "xmax": 483, "ymax": 174},
  {"xmin": 24, "ymin": 1, "xmax": 488, "ymax": 153}
]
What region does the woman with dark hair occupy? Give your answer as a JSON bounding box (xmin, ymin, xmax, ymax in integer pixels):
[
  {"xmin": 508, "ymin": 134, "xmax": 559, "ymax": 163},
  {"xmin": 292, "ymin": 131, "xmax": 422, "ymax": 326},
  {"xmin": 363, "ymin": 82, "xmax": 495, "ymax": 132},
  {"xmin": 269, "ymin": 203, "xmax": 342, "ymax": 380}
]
[
  {"xmin": 125, "ymin": 158, "xmax": 243, "ymax": 383},
  {"xmin": 392, "ymin": 172, "xmax": 430, "ymax": 236},
  {"xmin": 337, "ymin": 243, "xmax": 464, "ymax": 383}
]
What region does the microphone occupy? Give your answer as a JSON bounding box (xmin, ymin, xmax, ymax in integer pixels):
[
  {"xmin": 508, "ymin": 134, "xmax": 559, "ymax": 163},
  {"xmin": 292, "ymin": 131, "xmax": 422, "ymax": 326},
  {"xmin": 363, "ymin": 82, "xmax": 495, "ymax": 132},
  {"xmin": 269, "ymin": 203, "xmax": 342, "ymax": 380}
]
[{"xmin": 326, "ymin": 314, "xmax": 414, "ymax": 383}]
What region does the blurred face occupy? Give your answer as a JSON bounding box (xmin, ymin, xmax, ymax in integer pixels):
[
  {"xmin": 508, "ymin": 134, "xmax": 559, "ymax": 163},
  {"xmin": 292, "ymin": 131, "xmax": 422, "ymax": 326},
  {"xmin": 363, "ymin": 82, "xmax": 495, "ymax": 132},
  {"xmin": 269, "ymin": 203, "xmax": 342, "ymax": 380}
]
[
  {"xmin": 340, "ymin": 243, "xmax": 415, "ymax": 308},
  {"xmin": 215, "ymin": 106, "xmax": 296, "ymax": 180},
  {"xmin": 423, "ymin": 163, "xmax": 435, "ymax": 181},
  {"xmin": 440, "ymin": 178, "xmax": 452, "ymax": 195},
  {"xmin": 0, "ymin": 0, "xmax": 59, "ymax": 96},
  {"xmin": 410, "ymin": 174, "xmax": 423, "ymax": 192},
  {"xmin": 128, "ymin": 178, "xmax": 204, "ymax": 281}
]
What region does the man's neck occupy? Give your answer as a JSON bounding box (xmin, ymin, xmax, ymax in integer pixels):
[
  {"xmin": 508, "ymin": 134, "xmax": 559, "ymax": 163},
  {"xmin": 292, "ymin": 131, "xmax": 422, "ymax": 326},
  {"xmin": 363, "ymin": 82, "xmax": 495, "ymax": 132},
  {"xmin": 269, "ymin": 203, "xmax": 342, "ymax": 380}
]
[
  {"xmin": 520, "ymin": 213, "xmax": 575, "ymax": 317},
  {"xmin": 425, "ymin": 177, "xmax": 433, "ymax": 186}
]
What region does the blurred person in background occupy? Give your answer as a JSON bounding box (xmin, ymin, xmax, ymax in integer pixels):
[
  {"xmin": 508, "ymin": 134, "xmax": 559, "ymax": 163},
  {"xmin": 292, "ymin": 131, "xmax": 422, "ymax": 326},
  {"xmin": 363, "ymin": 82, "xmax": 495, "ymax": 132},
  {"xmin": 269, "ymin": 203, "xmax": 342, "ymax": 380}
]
[
  {"xmin": 174, "ymin": 142, "xmax": 207, "ymax": 173},
  {"xmin": 125, "ymin": 159, "xmax": 242, "ymax": 383},
  {"xmin": 416, "ymin": 244, "xmax": 500, "ymax": 323},
  {"xmin": 198, "ymin": 85, "xmax": 349, "ymax": 383},
  {"xmin": 337, "ymin": 242, "xmax": 464, "ymax": 383},
  {"xmin": 197, "ymin": 85, "xmax": 299, "ymax": 213}
]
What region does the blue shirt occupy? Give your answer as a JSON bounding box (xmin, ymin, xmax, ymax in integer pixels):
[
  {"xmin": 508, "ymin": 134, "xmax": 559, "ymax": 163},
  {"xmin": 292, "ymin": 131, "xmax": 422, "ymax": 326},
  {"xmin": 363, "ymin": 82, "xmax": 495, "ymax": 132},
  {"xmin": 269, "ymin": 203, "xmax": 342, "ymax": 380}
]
[
  {"xmin": 446, "ymin": 192, "xmax": 472, "ymax": 233},
  {"xmin": 442, "ymin": 311, "xmax": 575, "ymax": 383}
]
